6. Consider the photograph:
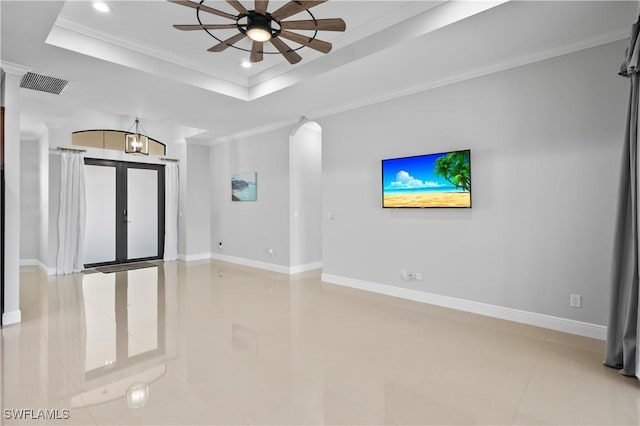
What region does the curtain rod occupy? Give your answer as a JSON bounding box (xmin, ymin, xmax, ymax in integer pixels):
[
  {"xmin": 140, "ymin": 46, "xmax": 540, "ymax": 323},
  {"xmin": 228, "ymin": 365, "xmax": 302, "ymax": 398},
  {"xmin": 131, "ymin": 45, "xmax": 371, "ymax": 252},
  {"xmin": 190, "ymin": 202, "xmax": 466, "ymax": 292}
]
[
  {"xmin": 56, "ymin": 147, "xmax": 86, "ymax": 153},
  {"xmin": 160, "ymin": 157, "xmax": 180, "ymax": 163}
]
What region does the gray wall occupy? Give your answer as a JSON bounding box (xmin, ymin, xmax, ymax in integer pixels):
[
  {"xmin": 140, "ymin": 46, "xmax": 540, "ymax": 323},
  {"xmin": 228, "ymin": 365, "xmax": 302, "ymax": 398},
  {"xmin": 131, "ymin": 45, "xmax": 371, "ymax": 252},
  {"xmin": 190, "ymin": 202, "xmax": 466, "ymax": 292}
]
[
  {"xmin": 290, "ymin": 122, "xmax": 322, "ymax": 267},
  {"xmin": 185, "ymin": 143, "xmax": 211, "ymax": 257},
  {"xmin": 19, "ymin": 140, "xmax": 39, "ymax": 260},
  {"xmin": 318, "ymin": 40, "xmax": 627, "ymax": 326},
  {"xmin": 48, "ymin": 149, "xmax": 61, "ymax": 270},
  {"xmin": 19, "ymin": 133, "xmax": 49, "ymax": 265},
  {"xmin": 38, "ymin": 130, "xmax": 49, "ymax": 266},
  {"xmin": 211, "ymin": 128, "xmax": 291, "ymax": 266},
  {"xmin": 175, "ymin": 142, "xmax": 188, "ymax": 257}
]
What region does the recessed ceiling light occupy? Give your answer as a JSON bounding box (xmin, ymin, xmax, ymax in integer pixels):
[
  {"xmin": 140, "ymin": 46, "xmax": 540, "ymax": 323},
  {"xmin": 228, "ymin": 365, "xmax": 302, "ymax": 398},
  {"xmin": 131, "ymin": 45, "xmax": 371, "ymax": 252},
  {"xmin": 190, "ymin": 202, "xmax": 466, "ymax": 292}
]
[
  {"xmin": 93, "ymin": 2, "xmax": 110, "ymax": 13},
  {"xmin": 240, "ymin": 60, "xmax": 252, "ymax": 69}
]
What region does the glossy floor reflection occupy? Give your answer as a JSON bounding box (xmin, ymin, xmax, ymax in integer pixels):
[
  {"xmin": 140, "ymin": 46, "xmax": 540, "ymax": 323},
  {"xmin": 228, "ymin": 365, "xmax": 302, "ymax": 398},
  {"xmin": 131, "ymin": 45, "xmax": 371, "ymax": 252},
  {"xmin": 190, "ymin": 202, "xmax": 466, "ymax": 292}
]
[{"xmin": 3, "ymin": 260, "xmax": 640, "ymax": 425}]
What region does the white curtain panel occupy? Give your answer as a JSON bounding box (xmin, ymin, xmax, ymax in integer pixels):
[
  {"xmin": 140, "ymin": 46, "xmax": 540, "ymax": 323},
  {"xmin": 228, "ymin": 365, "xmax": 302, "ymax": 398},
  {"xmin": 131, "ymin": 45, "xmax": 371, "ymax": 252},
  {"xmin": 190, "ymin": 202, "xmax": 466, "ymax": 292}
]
[
  {"xmin": 606, "ymin": 19, "xmax": 640, "ymax": 378},
  {"xmin": 56, "ymin": 153, "xmax": 87, "ymax": 275},
  {"xmin": 164, "ymin": 163, "xmax": 179, "ymax": 261}
]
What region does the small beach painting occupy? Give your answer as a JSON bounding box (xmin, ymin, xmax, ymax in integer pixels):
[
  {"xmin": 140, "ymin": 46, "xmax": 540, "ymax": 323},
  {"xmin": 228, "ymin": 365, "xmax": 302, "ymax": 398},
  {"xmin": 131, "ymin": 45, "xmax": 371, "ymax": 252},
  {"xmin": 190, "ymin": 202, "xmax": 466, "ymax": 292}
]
[
  {"xmin": 231, "ymin": 172, "xmax": 257, "ymax": 201},
  {"xmin": 382, "ymin": 150, "xmax": 471, "ymax": 208}
]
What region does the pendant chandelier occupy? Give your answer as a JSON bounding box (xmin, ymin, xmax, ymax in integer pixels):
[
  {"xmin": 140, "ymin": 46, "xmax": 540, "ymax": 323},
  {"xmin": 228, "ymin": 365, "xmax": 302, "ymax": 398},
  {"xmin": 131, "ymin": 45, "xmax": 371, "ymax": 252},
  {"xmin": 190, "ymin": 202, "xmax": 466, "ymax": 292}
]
[{"xmin": 125, "ymin": 117, "xmax": 149, "ymax": 155}]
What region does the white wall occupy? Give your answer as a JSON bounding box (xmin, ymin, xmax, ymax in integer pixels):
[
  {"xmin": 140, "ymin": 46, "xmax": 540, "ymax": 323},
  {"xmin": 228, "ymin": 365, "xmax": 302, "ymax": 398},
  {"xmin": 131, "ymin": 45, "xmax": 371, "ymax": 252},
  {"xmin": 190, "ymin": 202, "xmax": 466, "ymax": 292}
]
[
  {"xmin": 290, "ymin": 122, "xmax": 322, "ymax": 268},
  {"xmin": 175, "ymin": 142, "xmax": 188, "ymax": 257},
  {"xmin": 210, "ymin": 128, "xmax": 290, "ymax": 267},
  {"xmin": 318, "ymin": 40, "xmax": 627, "ymax": 326},
  {"xmin": 2, "ymin": 69, "xmax": 23, "ymax": 325},
  {"xmin": 19, "ymin": 139, "xmax": 38, "ymax": 261},
  {"xmin": 38, "ymin": 128, "xmax": 49, "ymax": 267},
  {"xmin": 47, "ymin": 149, "xmax": 60, "ymax": 271},
  {"xmin": 184, "ymin": 143, "xmax": 210, "ymax": 259}
]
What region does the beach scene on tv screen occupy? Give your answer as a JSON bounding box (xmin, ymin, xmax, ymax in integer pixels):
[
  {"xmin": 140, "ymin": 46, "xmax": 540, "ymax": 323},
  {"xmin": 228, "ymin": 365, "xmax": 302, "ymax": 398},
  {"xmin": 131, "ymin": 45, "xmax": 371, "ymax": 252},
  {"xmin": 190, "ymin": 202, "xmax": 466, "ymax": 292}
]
[{"xmin": 383, "ymin": 150, "xmax": 471, "ymax": 208}]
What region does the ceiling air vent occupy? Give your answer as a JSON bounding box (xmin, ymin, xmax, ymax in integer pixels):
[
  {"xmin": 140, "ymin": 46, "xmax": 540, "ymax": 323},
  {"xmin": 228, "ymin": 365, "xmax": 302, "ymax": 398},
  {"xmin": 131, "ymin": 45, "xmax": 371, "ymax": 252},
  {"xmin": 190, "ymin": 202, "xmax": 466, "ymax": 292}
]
[{"xmin": 20, "ymin": 72, "xmax": 69, "ymax": 95}]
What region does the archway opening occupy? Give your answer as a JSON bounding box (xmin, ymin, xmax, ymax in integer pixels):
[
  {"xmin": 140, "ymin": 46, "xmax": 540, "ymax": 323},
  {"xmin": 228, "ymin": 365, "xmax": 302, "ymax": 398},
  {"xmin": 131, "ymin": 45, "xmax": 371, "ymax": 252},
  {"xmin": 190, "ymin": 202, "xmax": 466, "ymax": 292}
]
[{"xmin": 289, "ymin": 121, "xmax": 322, "ymax": 271}]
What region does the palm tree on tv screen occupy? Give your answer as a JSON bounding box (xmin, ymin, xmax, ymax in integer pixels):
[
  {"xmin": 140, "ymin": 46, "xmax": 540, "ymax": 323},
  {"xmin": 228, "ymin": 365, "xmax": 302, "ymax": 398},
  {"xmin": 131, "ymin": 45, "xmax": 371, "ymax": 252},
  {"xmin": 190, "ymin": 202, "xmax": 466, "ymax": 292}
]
[{"xmin": 433, "ymin": 151, "xmax": 471, "ymax": 192}]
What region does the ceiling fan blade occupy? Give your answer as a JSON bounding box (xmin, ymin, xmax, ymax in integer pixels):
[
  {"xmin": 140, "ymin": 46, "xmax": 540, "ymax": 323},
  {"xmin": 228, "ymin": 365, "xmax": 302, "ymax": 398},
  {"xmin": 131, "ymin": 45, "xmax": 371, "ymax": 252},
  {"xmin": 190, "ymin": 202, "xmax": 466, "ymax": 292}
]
[
  {"xmin": 174, "ymin": 24, "xmax": 238, "ymax": 30},
  {"xmin": 250, "ymin": 41, "xmax": 264, "ymax": 62},
  {"xmin": 168, "ymin": 0, "xmax": 237, "ymax": 20},
  {"xmin": 207, "ymin": 32, "xmax": 247, "ymax": 52},
  {"xmin": 280, "ymin": 18, "xmax": 345, "ymax": 32},
  {"xmin": 255, "ymin": 0, "xmax": 269, "ymax": 15},
  {"xmin": 226, "ymin": 0, "xmax": 248, "ymax": 14},
  {"xmin": 270, "ymin": 37, "xmax": 302, "ymax": 64},
  {"xmin": 278, "ymin": 30, "xmax": 332, "ymax": 54},
  {"xmin": 271, "ymin": 1, "xmax": 327, "ymax": 21}
]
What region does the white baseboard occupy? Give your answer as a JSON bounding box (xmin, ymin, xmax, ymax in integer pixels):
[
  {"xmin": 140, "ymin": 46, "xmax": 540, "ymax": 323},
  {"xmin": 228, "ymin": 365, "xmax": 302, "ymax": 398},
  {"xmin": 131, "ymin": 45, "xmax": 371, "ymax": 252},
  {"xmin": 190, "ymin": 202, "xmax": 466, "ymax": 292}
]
[
  {"xmin": 178, "ymin": 252, "xmax": 321, "ymax": 275},
  {"xmin": 290, "ymin": 261, "xmax": 323, "ymax": 274},
  {"xmin": 211, "ymin": 253, "xmax": 292, "ymax": 274},
  {"xmin": 2, "ymin": 310, "xmax": 22, "ymax": 326},
  {"xmin": 211, "ymin": 253, "xmax": 322, "ymax": 275},
  {"xmin": 178, "ymin": 253, "xmax": 211, "ymax": 262},
  {"xmin": 20, "ymin": 259, "xmax": 55, "ymax": 275},
  {"xmin": 321, "ymin": 273, "xmax": 607, "ymax": 341}
]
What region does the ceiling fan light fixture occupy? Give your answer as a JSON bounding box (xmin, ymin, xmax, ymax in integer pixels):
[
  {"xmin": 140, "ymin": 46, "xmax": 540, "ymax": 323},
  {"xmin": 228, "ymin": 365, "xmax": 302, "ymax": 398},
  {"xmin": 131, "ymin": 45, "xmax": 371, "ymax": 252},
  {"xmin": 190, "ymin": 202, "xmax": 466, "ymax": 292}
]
[
  {"xmin": 247, "ymin": 27, "xmax": 271, "ymax": 42},
  {"xmin": 168, "ymin": 0, "xmax": 346, "ymax": 65},
  {"xmin": 246, "ymin": 13, "xmax": 272, "ymax": 42}
]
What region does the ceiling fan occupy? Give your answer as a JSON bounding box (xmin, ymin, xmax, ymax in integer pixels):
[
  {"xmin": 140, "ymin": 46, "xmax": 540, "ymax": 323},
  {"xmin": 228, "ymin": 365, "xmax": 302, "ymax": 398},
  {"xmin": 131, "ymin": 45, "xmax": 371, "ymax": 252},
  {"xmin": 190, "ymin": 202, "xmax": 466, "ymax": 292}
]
[{"xmin": 168, "ymin": 0, "xmax": 346, "ymax": 64}]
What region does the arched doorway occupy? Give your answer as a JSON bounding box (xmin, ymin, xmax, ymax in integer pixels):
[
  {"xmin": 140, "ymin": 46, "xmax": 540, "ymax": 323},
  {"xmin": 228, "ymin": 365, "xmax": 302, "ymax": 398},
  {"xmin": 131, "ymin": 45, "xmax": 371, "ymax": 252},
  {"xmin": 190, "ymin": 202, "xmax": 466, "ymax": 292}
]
[{"xmin": 289, "ymin": 121, "xmax": 322, "ymax": 272}]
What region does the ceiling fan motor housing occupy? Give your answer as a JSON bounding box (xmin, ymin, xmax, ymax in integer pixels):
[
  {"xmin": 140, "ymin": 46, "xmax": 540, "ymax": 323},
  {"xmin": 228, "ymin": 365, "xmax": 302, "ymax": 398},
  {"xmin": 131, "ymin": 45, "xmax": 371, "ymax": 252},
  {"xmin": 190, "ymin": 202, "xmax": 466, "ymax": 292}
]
[{"xmin": 243, "ymin": 11, "xmax": 280, "ymax": 41}]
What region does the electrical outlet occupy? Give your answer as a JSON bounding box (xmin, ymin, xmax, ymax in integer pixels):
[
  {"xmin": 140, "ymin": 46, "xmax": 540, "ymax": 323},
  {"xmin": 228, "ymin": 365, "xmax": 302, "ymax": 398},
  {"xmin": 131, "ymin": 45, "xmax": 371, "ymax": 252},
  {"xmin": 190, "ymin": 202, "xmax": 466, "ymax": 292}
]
[
  {"xmin": 267, "ymin": 248, "xmax": 274, "ymax": 256},
  {"xmin": 570, "ymin": 294, "xmax": 582, "ymax": 308},
  {"xmin": 407, "ymin": 272, "xmax": 416, "ymax": 280},
  {"xmin": 415, "ymin": 272, "xmax": 423, "ymax": 281}
]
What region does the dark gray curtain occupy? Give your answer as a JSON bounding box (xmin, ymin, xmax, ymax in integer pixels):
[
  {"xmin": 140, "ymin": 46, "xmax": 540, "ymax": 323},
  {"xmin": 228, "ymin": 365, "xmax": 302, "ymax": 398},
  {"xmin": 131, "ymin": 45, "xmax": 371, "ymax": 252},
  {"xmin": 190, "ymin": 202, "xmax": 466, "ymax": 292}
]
[{"xmin": 605, "ymin": 18, "xmax": 640, "ymax": 377}]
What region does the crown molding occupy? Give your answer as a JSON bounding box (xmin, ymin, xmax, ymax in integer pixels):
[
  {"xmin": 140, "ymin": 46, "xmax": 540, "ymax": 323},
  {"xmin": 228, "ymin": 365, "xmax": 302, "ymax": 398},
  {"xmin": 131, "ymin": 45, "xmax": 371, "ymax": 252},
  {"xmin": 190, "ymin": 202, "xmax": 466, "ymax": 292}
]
[
  {"xmin": 50, "ymin": 1, "xmax": 501, "ymax": 102},
  {"xmin": 21, "ymin": 123, "xmax": 49, "ymax": 141},
  {"xmin": 46, "ymin": 22, "xmax": 249, "ymax": 101},
  {"xmin": 247, "ymin": 0, "xmax": 510, "ymax": 101},
  {"xmin": 0, "ymin": 61, "xmax": 31, "ymax": 76},
  {"xmin": 248, "ymin": 1, "xmax": 446, "ymax": 87},
  {"xmin": 55, "ymin": 18, "xmax": 248, "ymax": 88},
  {"xmin": 212, "ymin": 116, "xmax": 302, "ymax": 144},
  {"xmin": 308, "ymin": 27, "xmax": 630, "ymax": 124},
  {"xmin": 215, "ymin": 27, "xmax": 629, "ymax": 142}
]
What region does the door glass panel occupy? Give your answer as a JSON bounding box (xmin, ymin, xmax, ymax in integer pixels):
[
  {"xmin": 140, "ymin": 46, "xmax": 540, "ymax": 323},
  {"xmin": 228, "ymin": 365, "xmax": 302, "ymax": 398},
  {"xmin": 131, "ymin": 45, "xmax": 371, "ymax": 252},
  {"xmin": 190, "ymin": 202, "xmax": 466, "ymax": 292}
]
[
  {"xmin": 84, "ymin": 165, "xmax": 116, "ymax": 264},
  {"xmin": 127, "ymin": 168, "xmax": 158, "ymax": 259}
]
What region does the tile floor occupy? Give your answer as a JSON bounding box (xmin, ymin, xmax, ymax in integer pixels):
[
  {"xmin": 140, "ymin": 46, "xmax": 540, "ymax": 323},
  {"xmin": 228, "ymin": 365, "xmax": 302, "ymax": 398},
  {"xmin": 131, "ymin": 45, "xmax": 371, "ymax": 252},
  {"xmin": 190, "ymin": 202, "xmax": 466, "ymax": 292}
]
[{"xmin": 2, "ymin": 260, "xmax": 639, "ymax": 425}]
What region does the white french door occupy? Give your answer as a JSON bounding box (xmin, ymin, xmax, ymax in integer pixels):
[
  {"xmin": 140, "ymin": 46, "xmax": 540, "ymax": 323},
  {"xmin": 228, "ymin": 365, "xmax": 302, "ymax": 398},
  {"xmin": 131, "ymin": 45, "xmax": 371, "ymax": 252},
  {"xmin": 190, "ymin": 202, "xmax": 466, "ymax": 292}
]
[
  {"xmin": 83, "ymin": 159, "xmax": 165, "ymax": 266},
  {"xmin": 84, "ymin": 164, "xmax": 117, "ymax": 264},
  {"xmin": 127, "ymin": 168, "xmax": 159, "ymax": 259}
]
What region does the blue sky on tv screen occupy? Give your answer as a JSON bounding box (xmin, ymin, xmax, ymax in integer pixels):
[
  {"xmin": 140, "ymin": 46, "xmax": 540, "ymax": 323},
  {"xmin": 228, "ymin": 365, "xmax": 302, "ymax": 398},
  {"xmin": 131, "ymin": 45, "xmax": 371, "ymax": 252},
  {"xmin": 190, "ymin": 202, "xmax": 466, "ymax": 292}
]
[{"xmin": 383, "ymin": 153, "xmax": 452, "ymax": 191}]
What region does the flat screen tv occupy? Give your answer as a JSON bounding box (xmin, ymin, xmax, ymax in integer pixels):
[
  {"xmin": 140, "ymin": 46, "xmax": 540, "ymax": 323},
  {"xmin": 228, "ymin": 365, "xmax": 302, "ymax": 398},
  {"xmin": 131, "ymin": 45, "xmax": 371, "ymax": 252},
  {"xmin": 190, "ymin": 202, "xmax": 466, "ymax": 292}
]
[{"xmin": 382, "ymin": 149, "xmax": 471, "ymax": 208}]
